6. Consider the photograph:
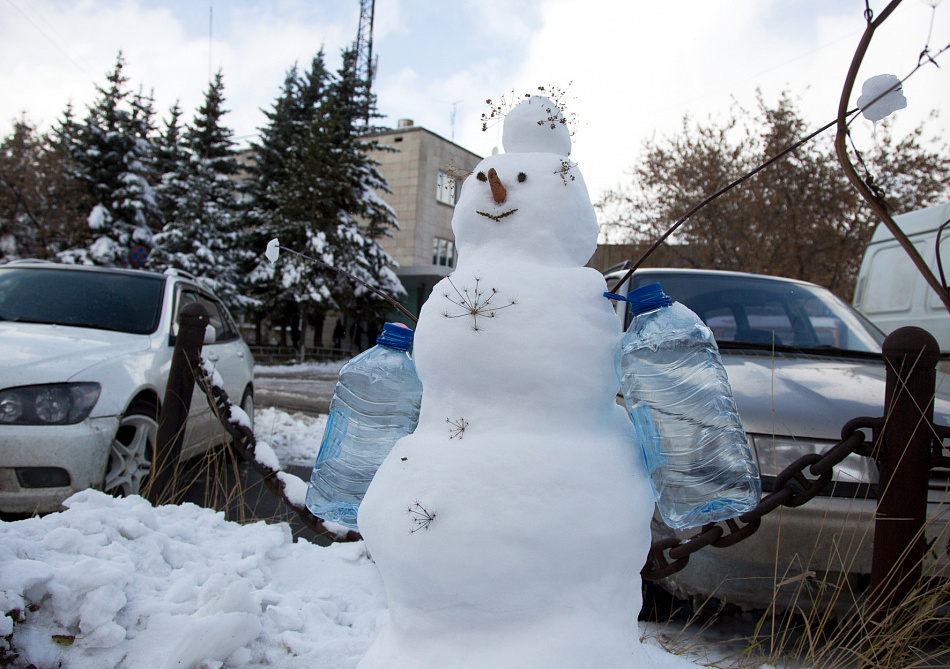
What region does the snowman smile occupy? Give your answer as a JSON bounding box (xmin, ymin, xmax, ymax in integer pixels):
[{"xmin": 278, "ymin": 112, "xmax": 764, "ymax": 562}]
[{"xmin": 476, "ymin": 209, "xmax": 519, "ymax": 222}]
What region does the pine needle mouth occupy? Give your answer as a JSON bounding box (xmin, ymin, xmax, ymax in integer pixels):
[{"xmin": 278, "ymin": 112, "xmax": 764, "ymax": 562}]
[{"xmin": 476, "ymin": 209, "xmax": 518, "ymax": 222}]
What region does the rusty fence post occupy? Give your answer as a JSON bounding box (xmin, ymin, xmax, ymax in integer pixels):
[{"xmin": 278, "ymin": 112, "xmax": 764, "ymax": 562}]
[
  {"xmin": 144, "ymin": 302, "xmax": 210, "ymax": 505},
  {"xmin": 867, "ymin": 326, "xmax": 940, "ymax": 635}
]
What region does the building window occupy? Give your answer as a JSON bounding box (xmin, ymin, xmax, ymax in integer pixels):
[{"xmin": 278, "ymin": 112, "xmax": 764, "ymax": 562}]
[
  {"xmin": 436, "ymin": 170, "xmax": 460, "ymax": 206},
  {"xmin": 432, "ymin": 237, "xmax": 455, "ymax": 267}
]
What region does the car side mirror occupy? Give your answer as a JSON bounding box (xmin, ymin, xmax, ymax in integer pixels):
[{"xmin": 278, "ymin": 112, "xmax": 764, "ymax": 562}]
[{"xmin": 203, "ymin": 325, "xmax": 216, "ymax": 345}]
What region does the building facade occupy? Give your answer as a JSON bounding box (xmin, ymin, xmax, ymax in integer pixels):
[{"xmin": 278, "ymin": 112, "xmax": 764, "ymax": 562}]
[{"xmin": 366, "ymin": 120, "xmax": 483, "ymax": 322}]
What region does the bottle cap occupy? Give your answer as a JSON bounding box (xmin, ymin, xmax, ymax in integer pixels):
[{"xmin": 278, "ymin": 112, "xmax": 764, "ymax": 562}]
[
  {"xmin": 376, "ymin": 322, "xmax": 414, "ymax": 351},
  {"xmin": 625, "ymin": 283, "xmax": 672, "ymax": 316}
]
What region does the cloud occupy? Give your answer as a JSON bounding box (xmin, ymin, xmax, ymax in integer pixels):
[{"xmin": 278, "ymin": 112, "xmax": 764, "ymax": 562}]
[
  {"xmin": 456, "ymin": 0, "xmax": 950, "ymax": 202},
  {"xmin": 0, "ymin": 0, "xmax": 356, "ymax": 139},
  {"xmin": 2, "ymin": 0, "xmax": 947, "ymax": 209}
]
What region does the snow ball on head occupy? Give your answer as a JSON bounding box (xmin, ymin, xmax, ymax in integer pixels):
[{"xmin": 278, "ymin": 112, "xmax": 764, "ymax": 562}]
[
  {"xmin": 502, "ymin": 96, "xmax": 571, "ymax": 156},
  {"xmin": 452, "ymin": 94, "xmax": 599, "ymax": 268}
]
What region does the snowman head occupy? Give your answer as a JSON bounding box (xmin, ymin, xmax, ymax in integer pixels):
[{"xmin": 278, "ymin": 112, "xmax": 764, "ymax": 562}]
[{"xmin": 452, "ymin": 96, "xmax": 598, "ymax": 267}]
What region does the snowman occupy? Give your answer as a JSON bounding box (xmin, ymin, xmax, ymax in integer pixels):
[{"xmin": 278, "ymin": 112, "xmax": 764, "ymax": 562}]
[{"xmin": 357, "ymin": 97, "xmax": 699, "ymax": 669}]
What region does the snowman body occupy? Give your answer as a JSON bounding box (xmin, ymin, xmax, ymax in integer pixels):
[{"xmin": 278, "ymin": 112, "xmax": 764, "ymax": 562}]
[{"xmin": 357, "ymin": 99, "xmax": 688, "ymax": 668}]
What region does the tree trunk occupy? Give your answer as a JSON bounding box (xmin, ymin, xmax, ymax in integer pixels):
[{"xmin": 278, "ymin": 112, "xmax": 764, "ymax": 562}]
[{"xmin": 309, "ymin": 313, "xmax": 326, "ymax": 349}]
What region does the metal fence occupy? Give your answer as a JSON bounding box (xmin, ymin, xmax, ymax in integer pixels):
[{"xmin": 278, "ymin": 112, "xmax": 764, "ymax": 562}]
[{"xmin": 248, "ymin": 345, "xmax": 351, "ymax": 365}]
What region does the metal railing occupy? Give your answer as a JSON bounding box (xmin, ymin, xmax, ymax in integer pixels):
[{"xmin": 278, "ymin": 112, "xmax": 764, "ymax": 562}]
[{"xmin": 248, "ymin": 345, "xmax": 351, "ymax": 365}]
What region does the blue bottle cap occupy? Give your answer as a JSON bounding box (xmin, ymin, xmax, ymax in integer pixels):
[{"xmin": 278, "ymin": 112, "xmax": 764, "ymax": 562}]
[
  {"xmin": 625, "ymin": 283, "xmax": 672, "ymax": 316},
  {"xmin": 376, "ymin": 322, "xmax": 414, "ymax": 351}
]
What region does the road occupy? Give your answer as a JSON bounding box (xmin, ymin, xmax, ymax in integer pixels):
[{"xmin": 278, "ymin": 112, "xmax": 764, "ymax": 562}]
[{"xmin": 253, "ymin": 366, "xmax": 340, "ymax": 416}]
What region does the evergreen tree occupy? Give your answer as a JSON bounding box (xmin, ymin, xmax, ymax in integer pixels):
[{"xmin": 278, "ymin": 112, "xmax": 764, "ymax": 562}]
[
  {"xmin": 320, "ymin": 47, "xmax": 403, "ymax": 331},
  {"xmin": 149, "ymin": 71, "xmax": 250, "ymax": 309},
  {"xmin": 244, "ymin": 54, "xmax": 337, "ymax": 345},
  {"xmin": 190, "ymin": 72, "xmax": 239, "ymax": 173},
  {"xmin": 58, "ymin": 53, "xmax": 161, "ymax": 267},
  {"xmin": 244, "ymin": 49, "xmax": 403, "ymax": 347},
  {"xmin": 154, "ymin": 102, "xmax": 186, "ymax": 185},
  {"xmin": 0, "ymin": 119, "xmax": 51, "ymax": 260}
]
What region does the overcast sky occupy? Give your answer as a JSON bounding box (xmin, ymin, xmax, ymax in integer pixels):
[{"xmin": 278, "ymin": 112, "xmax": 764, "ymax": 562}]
[{"xmin": 3, "ymin": 0, "xmax": 948, "ymax": 205}]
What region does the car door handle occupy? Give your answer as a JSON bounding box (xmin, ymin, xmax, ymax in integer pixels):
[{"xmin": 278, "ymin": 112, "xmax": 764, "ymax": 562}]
[{"xmin": 206, "ymin": 352, "xmax": 219, "ymax": 362}]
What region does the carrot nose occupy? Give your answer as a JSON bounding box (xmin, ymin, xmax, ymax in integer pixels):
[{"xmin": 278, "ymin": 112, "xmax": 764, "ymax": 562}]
[{"xmin": 487, "ymin": 168, "xmax": 506, "ymax": 204}]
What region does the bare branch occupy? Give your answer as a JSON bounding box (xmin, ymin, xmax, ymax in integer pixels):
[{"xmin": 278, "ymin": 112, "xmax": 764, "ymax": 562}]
[{"xmin": 833, "ymin": 0, "xmax": 950, "ymax": 317}]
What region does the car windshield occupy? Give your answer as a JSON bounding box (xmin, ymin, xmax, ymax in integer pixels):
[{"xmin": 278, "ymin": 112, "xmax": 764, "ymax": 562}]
[
  {"xmin": 629, "ymin": 272, "xmax": 886, "ymax": 354},
  {"xmin": 0, "ymin": 267, "xmax": 165, "ymax": 335}
]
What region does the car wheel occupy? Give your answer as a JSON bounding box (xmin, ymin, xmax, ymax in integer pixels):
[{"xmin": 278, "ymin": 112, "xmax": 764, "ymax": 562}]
[{"xmin": 105, "ymin": 401, "xmax": 157, "ymax": 497}]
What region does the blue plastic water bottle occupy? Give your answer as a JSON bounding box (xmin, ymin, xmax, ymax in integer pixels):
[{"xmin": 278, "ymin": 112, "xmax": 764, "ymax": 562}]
[
  {"xmin": 306, "ymin": 322, "xmax": 423, "ymax": 529},
  {"xmin": 612, "ymin": 283, "xmax": 761, "ymax": 529}
]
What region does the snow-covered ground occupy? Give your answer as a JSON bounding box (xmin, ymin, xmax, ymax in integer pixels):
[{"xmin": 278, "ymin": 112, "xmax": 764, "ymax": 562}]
[
  {"xmin": 0, "ymin": 490, "xmax": 382, "ymax": 668},
  {"xmin": 253, "ymin": 406, "xmax": 328, "ymax": 467},
  {"xmin": 254, "ymin": 361, "xmax": 347, "ymax": 378},
  {"xmin": 1, "ymin": 389, "xmax": 774, "ymax": 668}
]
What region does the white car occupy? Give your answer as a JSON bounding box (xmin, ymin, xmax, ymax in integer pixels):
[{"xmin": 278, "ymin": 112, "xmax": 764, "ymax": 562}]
[{"xmin": 0, "ymin": 262, "xmax": 255, "ymax": 515}]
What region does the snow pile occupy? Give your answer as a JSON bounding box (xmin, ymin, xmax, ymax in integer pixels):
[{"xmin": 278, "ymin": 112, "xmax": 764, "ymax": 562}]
[
  {"xmin": 0, "ymin": 490, "xmax": 750, "ymax": 668},
  {"xmin": 1, "ymin": 490, "xmax": 385, "ymax": 668},
  {"xmin": 0, "ymin": 406, "xmax": 776, "ymax": 667}
]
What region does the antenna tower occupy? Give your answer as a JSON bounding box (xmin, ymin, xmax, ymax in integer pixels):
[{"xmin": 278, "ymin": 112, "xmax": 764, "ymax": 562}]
[{"xmin": 355, "ymin": 0, "xmax": 376, "ymax": 127}]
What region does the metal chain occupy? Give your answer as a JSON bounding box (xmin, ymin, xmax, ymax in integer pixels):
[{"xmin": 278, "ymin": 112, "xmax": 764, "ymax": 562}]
[
  {"xmin": 642, "ymin": 416, "xmax": 883, "ymax": 581},
  {"xmin": 194, "ymin": 356, "xmax": 362, "ymax": 542},
  {"xmin": 196, "ymin": 359, "xmax": 939, "ymax": 575}
]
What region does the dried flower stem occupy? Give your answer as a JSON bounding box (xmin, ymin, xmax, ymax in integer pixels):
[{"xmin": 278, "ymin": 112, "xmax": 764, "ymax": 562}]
[
  {"xmin": 407, "ymin": 501, "xmax": 436, "ymax": 533},
  {"xmin": 446, "ymin": 417, "xmax": 469, "ymax": 440},
  {"xmin": 441, "ymin": 276, "xmax": 516, "ymax": 331}
]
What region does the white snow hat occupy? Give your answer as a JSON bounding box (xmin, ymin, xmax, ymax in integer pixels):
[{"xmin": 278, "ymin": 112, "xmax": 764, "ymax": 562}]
[{"xmin": 502, "ymin": 96, "xmax": 571, "ymax": 156}]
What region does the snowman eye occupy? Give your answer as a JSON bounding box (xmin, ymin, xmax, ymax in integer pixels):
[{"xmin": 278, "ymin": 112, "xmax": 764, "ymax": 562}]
[
  {"xmin": 517, "ymin": 172, "xmax": 527, "ymax": 183},
  {"xmin": 476, "ymin": 172, "xmax": 487, "ymax": 182}
]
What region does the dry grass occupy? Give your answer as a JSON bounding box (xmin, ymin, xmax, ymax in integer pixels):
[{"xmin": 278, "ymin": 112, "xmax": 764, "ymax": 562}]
[
  {"xmin": 645, "ymin": 467, "xmax": 950, "ymax": 668},
  {"xmin": 645, "ymin": 564, "xmax": 950, "ymax": 667},
  {"xmin": 171, "ymin": 406, "xmax": 338, "ymax": 545}
]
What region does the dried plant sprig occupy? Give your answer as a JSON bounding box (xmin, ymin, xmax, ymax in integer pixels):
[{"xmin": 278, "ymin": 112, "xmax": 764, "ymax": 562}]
[
  {"xmin": 407, "ymin": 501, "xmax": 436, "ymax": 533},
  {"xmin": 481, "ymin": 83, "xmax": 578, "ymax": 136},
  {"xmin": 445, "ymin": 162, "xmax": 474, "ymax": 181},
  {"xmin": 440, "ymin": 276, "xmax": 517, "ymax": 332},
  {"xmin": 446, "ymin": 417, "xmax": 469, "ymax": 440},
  {"xmin": 556, "ymin": 158, "xmax": 577, "ymax": 186}
]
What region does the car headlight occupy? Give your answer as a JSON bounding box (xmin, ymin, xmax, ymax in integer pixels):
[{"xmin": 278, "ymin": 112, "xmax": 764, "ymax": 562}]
[
  {"xmin": 0, "ymin": 383, "xmax": 101, "ymax": 425},
  {"xmin": 751, "ymin": 434, "xmax": 878, "ymax": 498}
]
